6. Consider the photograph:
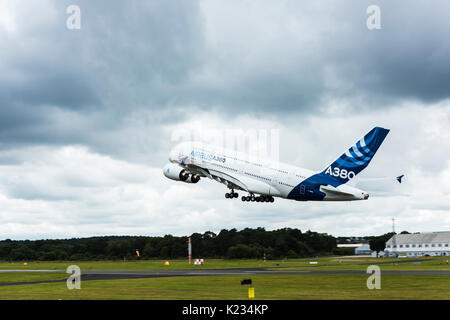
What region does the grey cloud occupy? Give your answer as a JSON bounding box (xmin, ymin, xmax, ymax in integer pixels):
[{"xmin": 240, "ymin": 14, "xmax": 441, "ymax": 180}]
[
  {"xmin": 186, "ymin": 0, "xmax": 450, "ymax": 113},
  {"xmin": 2, "ymin": 0, "xmax": 450, "ymax": 160},
  {"xmin": 323, "ymin": 0, "xmax": 450, "ymax": 106},
  {"xmin": 0, "ymin": 0, "xmax": 206, "ymax": 159}
]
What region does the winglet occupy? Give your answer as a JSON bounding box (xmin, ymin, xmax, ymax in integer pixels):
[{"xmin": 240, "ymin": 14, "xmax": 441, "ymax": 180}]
[{"xmin": 396, "ymin": 175, "xmax": 404, "ymax": 183}]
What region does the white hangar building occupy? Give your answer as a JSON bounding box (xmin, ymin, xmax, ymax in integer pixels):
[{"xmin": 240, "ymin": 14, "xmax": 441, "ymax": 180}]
[{"xmin": 385, "ymin": 232, "xmax": 450, "ymax": 257}]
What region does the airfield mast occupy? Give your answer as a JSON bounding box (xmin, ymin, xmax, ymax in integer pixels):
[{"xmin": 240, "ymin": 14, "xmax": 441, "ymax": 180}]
[
  {"xmin": 392, "ymin": 218, "xmax": 397, "ymax": 257},
  {"xmin": 188, "ymin": 237, "xmax": 192, "ymax": 265}
]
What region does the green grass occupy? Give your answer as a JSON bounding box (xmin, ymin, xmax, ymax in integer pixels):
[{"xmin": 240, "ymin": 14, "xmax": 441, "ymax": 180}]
[
  {"xmin": 0, "ymin": 273, "xmax": 66, "ymax": 284},
  {"xmin": 0, "ymin": 259, "xmax": 289, "ymax": 271},
  {"xmin": 0, "ymin": 274, "xmax": 449, "ymax": 300},
  {"xmin": 1, "ymin": 257, "xmax": 448, "ymax": 300}
]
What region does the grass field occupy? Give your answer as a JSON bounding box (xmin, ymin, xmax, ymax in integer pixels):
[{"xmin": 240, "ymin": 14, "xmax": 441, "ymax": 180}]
[
  {"xmin": 1, "ymin": 274, "xmax": 449, "ymax": 300},
  {"xmin": 0, "ymin": 256, "xmax": 449, "ymax": 300},
  {"xmin": 0, "ymin": 273, "xmax": 67, "ymax": 284}
]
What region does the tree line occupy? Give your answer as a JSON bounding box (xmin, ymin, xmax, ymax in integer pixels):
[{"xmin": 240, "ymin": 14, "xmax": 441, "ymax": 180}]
[{"xmin": 0, "ymin": 227, "xmax": 337, "ymax": 261}]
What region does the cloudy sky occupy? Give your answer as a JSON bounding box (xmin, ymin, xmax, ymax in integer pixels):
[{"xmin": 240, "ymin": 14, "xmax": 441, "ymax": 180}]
[{"xmin": 0, "ymin": 0, "xmax": 449, "ymax": 240}]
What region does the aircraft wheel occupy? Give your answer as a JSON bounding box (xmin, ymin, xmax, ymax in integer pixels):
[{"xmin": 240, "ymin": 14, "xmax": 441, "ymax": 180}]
[
  {"xmin": 241, "ymin": 196, "xmax": 246, "ymax": 201},
  {"xmin": 270, "ymin": 197, "xmax": 274, "ymax": 203},
  {"xmin": 225, "ymin": 193, "xmax": 230, "ymax": 199},
  {"xmin": 234, "ymin": 192, "xmax": 239, "ymax": 198}
]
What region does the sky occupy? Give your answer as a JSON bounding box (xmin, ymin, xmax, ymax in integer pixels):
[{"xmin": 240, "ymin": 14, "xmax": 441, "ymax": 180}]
[{"xmin": 0, "ymin": 0, "xmax": 449, "ymax": 240}]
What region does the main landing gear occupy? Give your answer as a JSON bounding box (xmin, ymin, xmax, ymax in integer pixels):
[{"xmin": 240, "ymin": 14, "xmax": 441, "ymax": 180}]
[
  {"xmin": 225, "ymin": 191, "xmax": 239, "ymax": 199},
  {"xmin": 241, "ymin": 194, "xmax": 274, "ymax": 203},
  {"xmin": 225, "ymin": 190, "xmax": 275, "ymax": 203}
]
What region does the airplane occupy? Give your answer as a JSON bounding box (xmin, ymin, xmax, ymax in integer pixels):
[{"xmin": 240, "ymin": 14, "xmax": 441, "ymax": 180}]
[{"xmin": 163, "ymin": 126, "xmax": 393, "ymax": 203}]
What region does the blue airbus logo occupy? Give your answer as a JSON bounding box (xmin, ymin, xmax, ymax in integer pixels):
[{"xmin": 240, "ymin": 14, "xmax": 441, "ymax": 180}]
[{"xmin": 190, "ymin": 150, "xmax": 226, "ymax": 163}]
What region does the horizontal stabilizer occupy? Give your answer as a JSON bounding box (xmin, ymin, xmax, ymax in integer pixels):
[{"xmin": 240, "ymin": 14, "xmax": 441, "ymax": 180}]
[{"xmin": 320, "ymin": 185, "xmax": 354, "ymax": 196}]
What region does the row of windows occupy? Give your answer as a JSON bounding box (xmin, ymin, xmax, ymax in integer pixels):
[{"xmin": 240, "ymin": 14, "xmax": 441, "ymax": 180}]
[
  {"xmin": 206, "ymin": 163, "xmax": 305, "ymax": 182},
  {"xmin": 211, "ymin": 162, "xmax": 239, "ymax": 173},
  {"xmin": 204, "ymin": 160, "xmax": 283, "ymax": 183},
  {"xmin": 407, "ymin": 252, "xmax": 448, "ymax": 256},
  {"xmin": 194, "ymin": 149, "xmax": 294, "ymax": 175},
  {"xmin": 203, "ymin": 157, "xmax": 302, "ymax": 186},
  {"xmin": 387, "ymin": 243, "xmax": 449, "ymax": 248},
  {"xmin": 279, "ymin": 181, "xmax": 295, "ymax": 188},
  {"xmin": 244, "ymin": 171, "xmax": 271, "ymax": 182}
]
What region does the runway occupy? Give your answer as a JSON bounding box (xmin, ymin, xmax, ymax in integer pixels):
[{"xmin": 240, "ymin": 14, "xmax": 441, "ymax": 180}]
[{"xmin": 1, "ymin": 268, "xmax": 449, "ymax": 286}]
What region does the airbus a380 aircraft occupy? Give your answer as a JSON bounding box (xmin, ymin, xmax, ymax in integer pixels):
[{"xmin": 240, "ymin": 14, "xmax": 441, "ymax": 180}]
[{"xmin": 163, "ymin": 127, "xmax": 391, "ymax": 203}]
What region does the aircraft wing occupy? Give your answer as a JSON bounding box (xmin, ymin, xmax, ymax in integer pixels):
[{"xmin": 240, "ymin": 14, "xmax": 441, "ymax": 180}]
[
  {"xmin": 183, "ymin": 164, "xmax": 209, "ymax": 177},
  {"xmin": 185, "ymin": 164, "xmax": 279, "ymax": 195},
  {"xmin": 184, "ymin": 164, "xmax": 248, "ymax": 191},
  {"xmin": 208, "ymin": 169, "xmax": 250, "ymax": 192}
]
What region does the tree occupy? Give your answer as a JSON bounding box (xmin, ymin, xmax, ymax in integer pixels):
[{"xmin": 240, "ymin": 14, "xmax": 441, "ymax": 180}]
[
  {"xmin": 227, "ymin": 244, "xmax": 255, "ymax": 259},
  {"xmin": 369, "ymin": 237, "xmax": 386, "ymax": 257},
  {"xmin": 86, "ymin": 238, "xmax": 108, "ymax": 255},
  {"xmin": 369, "ymin": 232, "xmax": 395, "ymax": 257},
  {"xmin": 143, "ymin": 242, "xmax": 156, "ymax": 258},
  {"xmin": 160, "ymin": 246, "xmax": 170, "ymax": 258}
]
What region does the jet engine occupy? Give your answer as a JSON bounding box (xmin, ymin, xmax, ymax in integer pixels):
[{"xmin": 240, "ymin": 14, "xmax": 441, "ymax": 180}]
[
  {"xmin": 163, "ymin": 163, "xmax": 200, "ymax": 183},
  {"xmin": 189, "ymin": 174, "xmax": 200, "ymax": 183}
]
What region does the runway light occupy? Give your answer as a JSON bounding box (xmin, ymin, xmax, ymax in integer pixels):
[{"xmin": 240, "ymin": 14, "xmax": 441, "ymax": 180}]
[{"xmin": 164, "ymin": 261, "xmax": 170, "ymax": 266}]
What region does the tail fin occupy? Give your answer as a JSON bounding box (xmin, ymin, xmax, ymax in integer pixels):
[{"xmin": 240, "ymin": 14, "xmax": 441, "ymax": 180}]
[{"xmin": 318, "ymin": 127, "xmax": 390, "ymax": 187}]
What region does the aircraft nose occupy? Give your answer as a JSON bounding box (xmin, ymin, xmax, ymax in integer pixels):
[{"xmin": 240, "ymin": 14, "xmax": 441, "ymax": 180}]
[{"xmin": 364, "ymin": 193, "xmax": 369, "ymax": 200}]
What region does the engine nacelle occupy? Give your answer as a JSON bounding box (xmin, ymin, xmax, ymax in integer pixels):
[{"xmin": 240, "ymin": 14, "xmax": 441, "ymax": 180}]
[
  {"xmin": 189, "ymin": 174, "xmax": 200, "ymax": 183},
  {"xmin": 163, "ymin": 163, "xmax": 188, "ymax": 181},
  {"xmin": 163, "ymin": 163, "xmax": 200, "ymax": 183}
]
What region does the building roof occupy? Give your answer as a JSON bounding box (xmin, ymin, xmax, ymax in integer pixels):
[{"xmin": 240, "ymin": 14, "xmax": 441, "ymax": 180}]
[
  {"xmin": 386, "ymin": 232, "xmax": 450, "ymax": 245},
  {"xmin": 337, "ymin": 243, "xmax": 365, "ymax": 248}
]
